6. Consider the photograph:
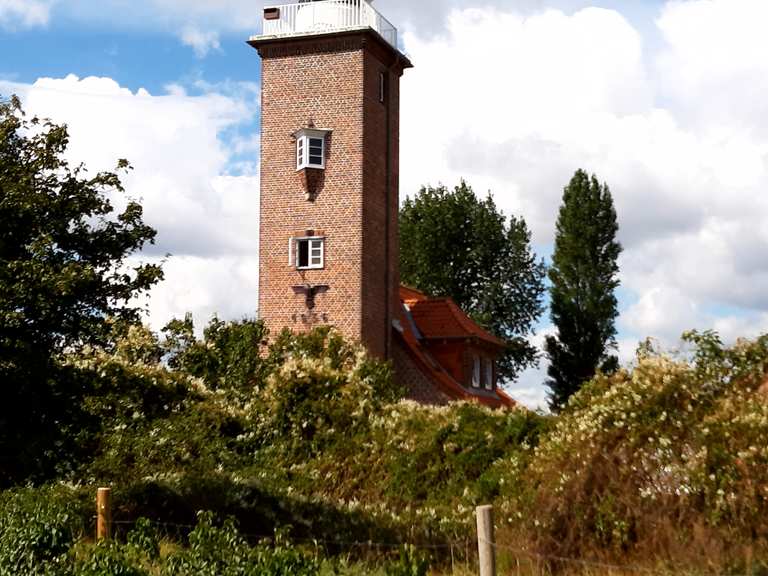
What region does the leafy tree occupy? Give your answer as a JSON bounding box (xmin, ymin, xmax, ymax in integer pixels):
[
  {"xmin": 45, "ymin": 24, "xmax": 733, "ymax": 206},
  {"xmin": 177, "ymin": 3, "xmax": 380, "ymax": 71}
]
[
  {"xmin": 399, "ymin": 181, "xmax": 546, "ymax": 381},
  {"xmin": 545, "ymin": 169, "xmax": 622, "ymax": 411},
  {"xmin": 0, "ymin": 96, "xmax": 162, "ymax": 483},
  {"xmin": 162, "ymin": 314, "xmax": 269, "ymax": 392}
]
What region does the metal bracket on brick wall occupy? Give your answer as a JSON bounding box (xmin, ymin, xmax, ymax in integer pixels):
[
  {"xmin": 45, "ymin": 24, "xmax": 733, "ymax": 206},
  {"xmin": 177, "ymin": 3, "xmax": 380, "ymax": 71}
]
[{"xmin": 292, "ymin": 283, "xmax": 329, "ymax": 309}]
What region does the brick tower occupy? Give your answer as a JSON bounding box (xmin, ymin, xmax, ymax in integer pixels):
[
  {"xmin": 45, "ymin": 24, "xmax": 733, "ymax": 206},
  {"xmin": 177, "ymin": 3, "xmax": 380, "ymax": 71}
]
[{"xmin": 249, "ymin": 1, "xmax": 412, "ymax": 358}]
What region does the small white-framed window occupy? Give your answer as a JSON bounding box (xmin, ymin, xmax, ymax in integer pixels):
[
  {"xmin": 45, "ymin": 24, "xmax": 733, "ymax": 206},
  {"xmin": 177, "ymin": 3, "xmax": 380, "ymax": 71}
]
[
  {"xmin": 484, "ymin": 359, "xmax": 494, "ymax": 390},
  {"xmin": 295, "ymin": 236, "xmax": 324, "ymax": 269},
  {"xmin": 294, "ymin": 127, "xmax": 330, "ymax": 170},
  {"xmin": 472, "ymin": 355, "xmax": 481, "ymax": 388}
]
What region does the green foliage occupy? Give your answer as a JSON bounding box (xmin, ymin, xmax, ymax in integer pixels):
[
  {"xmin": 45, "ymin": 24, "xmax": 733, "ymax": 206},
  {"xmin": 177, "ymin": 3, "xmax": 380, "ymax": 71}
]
[
  {"xmin": 545, "ymin": 169, "xmax": 622, "ymax": 411},
  {"xmin": 399, "ymin": 180, "xmax": 546, "ymax": 381},
  {"xmin": 0, "ymin": 485, "xmax": 85, "ymax": 576},
  {"xmin": 163, "ymin": 511, "xmax": 320, "ymax": 576},
  {"xmin": 381, "ymin": 403, "xmax": 545, "ymax": 505},
  {"xmin": 384, "ymin": 545, "xmax": 430, "ymax": 576},
  {"xmin": 8, "ymin": 305, "xmax": 768, "ymax": 573},
  {"xmin": 523, "ymin": 331, "xmax": 768, "ymax": 565},
  {"xmin": 162, "ymin": 314, "xmax": 269, "ymax": 392},
  {"xmin": 126, "ymin": 518, "xmax": 161, "ymax": 561},
  {"xmin": 259, "ymin": 327, "xmax": 400, "ymax": 454},
  {"xmin": 77, "ymin": 541, "xmax": 149, "ymax": 576},
  {"xmin": 0, "ymin": 96, "xmax": 162, "ymax": 484},
  {"xmin": 64, "ymin": 323, "xmax": 218, "ymax": 482}
]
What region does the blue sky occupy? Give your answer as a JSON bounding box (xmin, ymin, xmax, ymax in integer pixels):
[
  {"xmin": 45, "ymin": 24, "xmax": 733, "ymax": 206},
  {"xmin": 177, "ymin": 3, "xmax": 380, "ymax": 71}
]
[
  {"xmin": 3, "ymin": 0, "xmax": 768, "ymax": 409},
  {"xmin": 0, "ymin": 26, "xmax": 259, "ymax": 98}
]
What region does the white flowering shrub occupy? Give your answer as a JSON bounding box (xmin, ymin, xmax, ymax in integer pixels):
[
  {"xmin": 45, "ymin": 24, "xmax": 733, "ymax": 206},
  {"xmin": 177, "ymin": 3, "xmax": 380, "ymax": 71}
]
[
  {"xmin": 257, "ymin": 327, "xmax": 398, "ymax": 454},
  {"xmin": 516, "ymin": 331, "xmax": 768, "ymax": 569}
]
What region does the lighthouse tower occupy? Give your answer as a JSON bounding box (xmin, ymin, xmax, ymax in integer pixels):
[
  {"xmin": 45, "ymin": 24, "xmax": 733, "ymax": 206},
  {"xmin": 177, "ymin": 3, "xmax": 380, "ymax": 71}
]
[{"xmin": 249, "ymin": 0, "xmax": 412, "ymax": 358}]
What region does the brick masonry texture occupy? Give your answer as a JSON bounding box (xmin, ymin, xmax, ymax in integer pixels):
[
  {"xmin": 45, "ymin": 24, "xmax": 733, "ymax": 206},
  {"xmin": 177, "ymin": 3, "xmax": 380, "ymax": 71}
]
[{"xmin": 254, "ymin": 31, "xmax": 408, "ymax": 359}]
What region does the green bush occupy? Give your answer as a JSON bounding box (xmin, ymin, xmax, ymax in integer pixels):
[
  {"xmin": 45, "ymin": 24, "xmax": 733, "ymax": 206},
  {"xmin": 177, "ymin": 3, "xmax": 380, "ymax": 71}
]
[
  {"xmin": 77, "ymin": 541, "xmax": 148, "ymax": 576},
  {"xmin": 163, "ymin": 511, "xmax": 320, "ymax": 576},
  {"xmin": 384, "ymin": 545, "xmax": 430, "ymax": 576},
  {"xmin": 0, "ymin": 485, "xmax": 85, "ymax": 576},
  {"xmin": 162, "ymin": 315, "xmax": 270, "ymax": 392},
  {"xmin": 381, "ymin": 402, "xmax": 545, "ymax": 504},
  {"xmin": 258, "ymin": 327, "xmax": 399, "ymax": 454},
  {"xmin": 517, "ymin": 331, "xmax": 768, "ymax": 565}
]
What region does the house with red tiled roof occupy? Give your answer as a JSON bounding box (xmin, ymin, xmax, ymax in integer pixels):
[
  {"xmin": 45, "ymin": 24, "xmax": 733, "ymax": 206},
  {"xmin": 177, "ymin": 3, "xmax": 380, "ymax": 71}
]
[{"xmin": 393, "ymin": 286, "xmax": 516, "ymax": 408}]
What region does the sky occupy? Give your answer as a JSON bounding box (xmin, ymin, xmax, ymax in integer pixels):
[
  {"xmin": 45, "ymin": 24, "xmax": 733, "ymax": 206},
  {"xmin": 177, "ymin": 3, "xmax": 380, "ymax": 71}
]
[{"xmin": 2, "ymin": 0, "xmax": 768, "ymax": 409}]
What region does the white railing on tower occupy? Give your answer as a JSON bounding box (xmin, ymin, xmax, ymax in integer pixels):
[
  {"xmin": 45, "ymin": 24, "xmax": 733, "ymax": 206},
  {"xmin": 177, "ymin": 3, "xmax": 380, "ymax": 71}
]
[{"xmin": 261, "ymin": 0, "xmax": 398, "ymax": 50}]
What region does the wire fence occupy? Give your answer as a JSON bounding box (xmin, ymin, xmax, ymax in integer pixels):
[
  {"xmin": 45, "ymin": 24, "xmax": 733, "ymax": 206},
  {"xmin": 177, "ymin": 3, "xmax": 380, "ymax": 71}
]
[
  {"xmin": 106, "ymin": 515, "xmax": 474, "ymax": 555},
  {"xmin": 483, "ymin": 537, "xmax": 764, "ymax": 576},
  {"xmin": 92, "ymin": 495, "xmax": 764, "ymax": 576}
]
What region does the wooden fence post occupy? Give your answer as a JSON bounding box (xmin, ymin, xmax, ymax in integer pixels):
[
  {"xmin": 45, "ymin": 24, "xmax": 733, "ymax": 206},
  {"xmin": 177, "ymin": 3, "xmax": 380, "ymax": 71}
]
[
  {"xmin": 96, "ymin": 487, "xmax": 111, "ymax": 541},
  {"xmin": 476, "ymin": 504, "xmax": 496, "ymax": 576}
]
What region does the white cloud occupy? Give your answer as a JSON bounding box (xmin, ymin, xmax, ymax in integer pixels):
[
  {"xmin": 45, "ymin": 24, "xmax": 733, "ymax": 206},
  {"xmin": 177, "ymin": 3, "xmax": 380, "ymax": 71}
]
[
  {"xmin": 400, "ymin": 6, "xmax": 652, "ymax": 240},
  {"xmin": 2, "ymin": 74, "xmax": 261, "ymax": 329},
  {"xmin": 656, "ymin": 0, "xmax": 768, "ymax": 134},
  {"xmin": 135, "ymin": 254, "xmax": 260, "ymax": 332},
  {"xmin": 0, "ymin": 0, "xmax": 53, "ymax": 28},
  {"xmin": 180, "ymin": 24, "xmax": 221, "ymax": 58}
]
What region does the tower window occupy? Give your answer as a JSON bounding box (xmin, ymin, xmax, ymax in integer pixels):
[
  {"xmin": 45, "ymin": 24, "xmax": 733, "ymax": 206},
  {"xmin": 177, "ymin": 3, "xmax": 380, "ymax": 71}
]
[
  {"xmin": 379, "ymin": 71, "xmax": 386, "ymax": 103},
  {"xmin": 294, "ymin": 127, "xmax": 330, "ymax": 170},
  {"xmin": 295, "ymin": 237, "xmax": 324, "ymax": 269}
]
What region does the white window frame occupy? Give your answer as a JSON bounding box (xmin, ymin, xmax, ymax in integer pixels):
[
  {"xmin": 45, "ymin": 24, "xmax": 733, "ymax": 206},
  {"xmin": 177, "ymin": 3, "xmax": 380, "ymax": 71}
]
[
  {"xmin": 472, "ymin": 355, "xmax": 481, "ymax": 388},
  {"xmin": 296, "ymin": 137, "xmax": 306, "ymax": 169},
  {"xmin": 294, "ymin": 236, "xmax": 325, "ymax": 270},
  {"xmin": 294, "ymin": 128, "xmax": 331, "ymax": 170},
  {"xmin": 484, "ymin": 358, "xmax": 494, "ymax": 390}
]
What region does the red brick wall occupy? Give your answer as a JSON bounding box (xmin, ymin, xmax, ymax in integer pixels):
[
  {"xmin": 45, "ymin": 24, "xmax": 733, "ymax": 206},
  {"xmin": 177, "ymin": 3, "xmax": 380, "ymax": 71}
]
[
  {"xmin": 254, "ymin": 32, "xmax": 408, "ymax": 357},
  {"xmin": 361, "ymin": 47, "xmax": 403, "ymax": 358}
]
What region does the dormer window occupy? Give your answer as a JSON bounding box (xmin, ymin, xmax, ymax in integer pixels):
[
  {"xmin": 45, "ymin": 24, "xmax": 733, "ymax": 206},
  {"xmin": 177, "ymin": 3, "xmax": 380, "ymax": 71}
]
[{"xmin": 295, "ymin": 127, "xmax": 331, "ymax": 170}]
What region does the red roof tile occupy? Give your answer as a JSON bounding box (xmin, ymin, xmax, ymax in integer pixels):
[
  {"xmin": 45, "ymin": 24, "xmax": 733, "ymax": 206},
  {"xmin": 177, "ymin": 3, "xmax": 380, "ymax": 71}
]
[
  {"xmin": 404, "ymin": 295, "xmax": 506, "ymax": 348},
  {"xmin": 400, "ymin": 285, "xmax": 428, "ymax": 303}
]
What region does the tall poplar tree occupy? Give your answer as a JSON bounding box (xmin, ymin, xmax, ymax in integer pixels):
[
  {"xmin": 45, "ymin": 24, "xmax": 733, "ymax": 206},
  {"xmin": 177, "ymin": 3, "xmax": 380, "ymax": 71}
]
[{"xmin": 545, "ymin": 169, "xmax": 622, "ymax": 411}]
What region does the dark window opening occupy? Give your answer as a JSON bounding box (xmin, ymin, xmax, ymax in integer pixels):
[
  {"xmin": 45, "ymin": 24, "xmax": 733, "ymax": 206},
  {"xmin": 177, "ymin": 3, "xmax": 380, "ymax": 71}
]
[
  {"xmin": 298, "ymin": 239, "xmax": 309, "ymax": 268},
  {"xmin": 379, "ymin": 71, "xmax": 386, "ymax": 103},
  {"xmin": 308, "ymin": 137, "xmax": 323, "ymax": 166}
]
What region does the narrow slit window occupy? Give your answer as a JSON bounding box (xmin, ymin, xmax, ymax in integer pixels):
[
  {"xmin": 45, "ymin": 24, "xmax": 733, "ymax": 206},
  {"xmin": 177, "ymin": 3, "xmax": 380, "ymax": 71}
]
[
  {"xmin": 296, "ymin": 237, "xmax": 324, "ymax": 269},
  {"xmin": 379, "ymin": 72, "xmax": 386, "ymax": 103},
  {"xmin": 472, "ymin": 355, "xmax": 480, "ymax": 388}
]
